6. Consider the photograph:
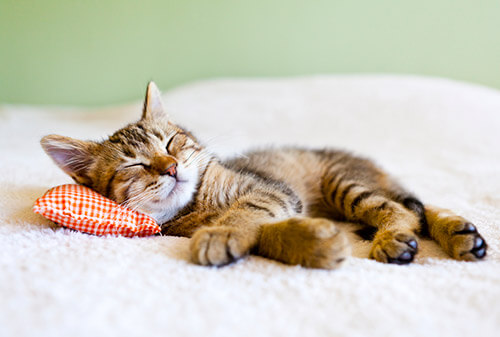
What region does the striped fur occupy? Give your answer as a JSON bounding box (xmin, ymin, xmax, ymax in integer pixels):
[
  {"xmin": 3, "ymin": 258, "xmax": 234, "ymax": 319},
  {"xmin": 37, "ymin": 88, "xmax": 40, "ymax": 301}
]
[{"xmin": 40, "ymin": 82, "xmax": 488, "ymax": 269}]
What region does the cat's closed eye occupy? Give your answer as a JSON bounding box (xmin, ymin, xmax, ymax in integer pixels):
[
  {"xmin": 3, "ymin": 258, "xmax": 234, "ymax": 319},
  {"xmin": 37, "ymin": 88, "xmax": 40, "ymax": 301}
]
[
  {"xmin": 124, "ymin": 163, "xmax": 149, "ymax": 169},
  {"xmin": 166, "ymin": 135, "xmax": 175, "ymax": 153},
  {"xmin": 166, "ymin": 132, "xmax": 189, "ymax": 154}
]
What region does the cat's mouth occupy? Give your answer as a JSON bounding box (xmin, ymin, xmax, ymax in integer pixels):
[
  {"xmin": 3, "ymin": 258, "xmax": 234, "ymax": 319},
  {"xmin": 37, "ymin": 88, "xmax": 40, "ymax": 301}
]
[
  {"xmin": 139, "ymin": 175, "xmax": 197, "ymax": 224},
  {"xmin": 150, "ymin": 178, "xmax": 189, "ymax": 203},
  {"xmin": 135, "ymin": 162, "xmax": 199, "ymax": 223}
]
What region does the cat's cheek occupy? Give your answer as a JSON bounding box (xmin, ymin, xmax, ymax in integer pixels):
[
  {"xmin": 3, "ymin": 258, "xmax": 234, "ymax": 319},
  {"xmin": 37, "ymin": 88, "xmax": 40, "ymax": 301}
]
[
  {"xmin": 145, "ymin": 177, "xmax": 198, "ymax": 223},
  {"xmin": 176, "ymin": 163, "xmax": 199, "ymax": 184}
]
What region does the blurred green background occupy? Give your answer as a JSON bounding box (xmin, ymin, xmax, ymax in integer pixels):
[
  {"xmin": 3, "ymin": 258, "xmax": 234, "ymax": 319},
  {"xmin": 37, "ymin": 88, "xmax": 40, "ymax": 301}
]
[{"xmin": 1, "ymin": 0, "xmax": 499, "ymax": 106}]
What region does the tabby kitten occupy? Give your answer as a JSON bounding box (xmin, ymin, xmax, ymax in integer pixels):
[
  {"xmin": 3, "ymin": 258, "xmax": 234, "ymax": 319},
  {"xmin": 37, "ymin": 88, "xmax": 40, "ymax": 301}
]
[{"xmin": 40, "ymin": 82, "xmax": 487, "ymax": 269}]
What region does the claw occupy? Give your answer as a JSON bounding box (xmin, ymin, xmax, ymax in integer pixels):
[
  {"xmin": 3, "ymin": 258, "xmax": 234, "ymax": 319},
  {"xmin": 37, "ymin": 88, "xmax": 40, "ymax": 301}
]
[{"xmin": 407, "ymin": 239, "xmax": 418, "ymax": 250}]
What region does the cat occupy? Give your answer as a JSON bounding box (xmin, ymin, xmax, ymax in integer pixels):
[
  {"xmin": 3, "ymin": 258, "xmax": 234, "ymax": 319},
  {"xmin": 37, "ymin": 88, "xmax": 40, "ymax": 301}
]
[{"xmin": 40, "ymin": 82, "xmax": 487, "ymax": 269}]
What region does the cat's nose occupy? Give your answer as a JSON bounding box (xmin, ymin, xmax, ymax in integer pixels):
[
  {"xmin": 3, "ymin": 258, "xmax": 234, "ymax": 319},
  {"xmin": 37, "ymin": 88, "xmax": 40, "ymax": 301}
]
[
  {"xmin": 155, "ymin": 156, "xmax": 178, "ymax": 177},
  {"xmin": 162, "ymin": 163, "xmax": 177, "ymax": 177}
]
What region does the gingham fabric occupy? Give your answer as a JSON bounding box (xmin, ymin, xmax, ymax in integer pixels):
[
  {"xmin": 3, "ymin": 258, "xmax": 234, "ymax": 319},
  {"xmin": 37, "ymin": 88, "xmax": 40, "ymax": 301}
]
[{"xmin": 33, "ymin": 184, "xmax": 160, "ymax": 237}]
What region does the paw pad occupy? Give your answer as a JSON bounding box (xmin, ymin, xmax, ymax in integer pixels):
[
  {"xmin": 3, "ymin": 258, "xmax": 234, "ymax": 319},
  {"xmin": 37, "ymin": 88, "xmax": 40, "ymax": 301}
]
[
  {"xmin": 370, "ymin": 231, "xmax": 419, "ymax": 265},
  {"xmin": 386, "ymin": 239, "xmax": 418, "ymax": 264},
  {"xmin": 470, "ymin": 234, "xmax": 487, "ymax": 259},
  {"xmin": 451, "ymin": 222, "xmax": 487, "ymax": 261}
]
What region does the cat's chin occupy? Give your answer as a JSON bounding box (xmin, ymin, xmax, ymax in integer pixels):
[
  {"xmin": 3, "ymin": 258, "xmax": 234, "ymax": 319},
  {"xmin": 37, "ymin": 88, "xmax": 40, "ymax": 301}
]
[{"xmin": 139, "ymin": 179, "xmax": 197, "ymax": 224}]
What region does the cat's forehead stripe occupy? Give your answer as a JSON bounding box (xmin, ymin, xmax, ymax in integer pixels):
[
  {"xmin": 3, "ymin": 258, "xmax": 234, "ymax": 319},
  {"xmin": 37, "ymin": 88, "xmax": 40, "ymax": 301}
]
[
  {"xmin": 110, "ymin": 126, "xmax": 151, "ymax": 147},
  {"xmin": 129, "ymin": 126, "xmax": 151, "ymax": 145},
  {"xmin": 122, "ymin": 147, "xmax": 136, "ymax": 158}
]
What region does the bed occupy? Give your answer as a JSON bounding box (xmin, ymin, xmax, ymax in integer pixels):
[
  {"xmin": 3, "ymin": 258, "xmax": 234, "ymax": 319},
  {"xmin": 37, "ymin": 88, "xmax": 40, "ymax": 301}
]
[{"xmin": 1, "ymin": 75, "xmax": 499, "ymax": 337}]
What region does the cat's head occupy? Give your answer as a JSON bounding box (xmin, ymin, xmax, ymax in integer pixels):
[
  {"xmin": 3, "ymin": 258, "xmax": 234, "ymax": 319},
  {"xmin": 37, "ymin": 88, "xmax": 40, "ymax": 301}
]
[{"xmin": 41, "ymin": 82, "xmax": 209, "ymax": 224}]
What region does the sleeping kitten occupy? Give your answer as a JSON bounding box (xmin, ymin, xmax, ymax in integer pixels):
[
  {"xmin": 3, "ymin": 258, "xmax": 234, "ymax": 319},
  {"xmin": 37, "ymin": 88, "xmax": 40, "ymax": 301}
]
[{"xmin": 40, "ymin": 82, "xmax": 487, "ymax": 268}]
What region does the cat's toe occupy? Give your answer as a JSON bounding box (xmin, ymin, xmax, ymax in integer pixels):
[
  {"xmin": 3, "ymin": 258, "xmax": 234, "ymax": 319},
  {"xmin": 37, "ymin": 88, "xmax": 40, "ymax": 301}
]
[
  {"xmin": 190, "ymin": 227, "xmax": 248, "ymax": 266},
  {"xmin": 454, "ymin": 222, "xmax": 477, "ymax": 234},
  {"xmin": 288, "ymin": 218, "xmax": 351, "ymax": 269},
  {"xmin": 257, "ymin": 218, "xmax": 351, "ymax": 270},
  {"xmin": 370, "ymin": 230, "xmax": 418, "ymax": 264},
  {"xmin": 449, "ymin": 223, "xmax": 487, "ymax": 261},
  {"xmin": 309, "ymin": 230, "xmax": 351, "ymax": 269}
]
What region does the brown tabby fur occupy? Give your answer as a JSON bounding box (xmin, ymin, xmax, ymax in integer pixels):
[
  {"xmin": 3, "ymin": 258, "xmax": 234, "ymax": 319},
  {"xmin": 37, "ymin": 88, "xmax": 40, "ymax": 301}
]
[{"xmin": 40, "ymin": 82, "xmax": 488, "ymax": 269}]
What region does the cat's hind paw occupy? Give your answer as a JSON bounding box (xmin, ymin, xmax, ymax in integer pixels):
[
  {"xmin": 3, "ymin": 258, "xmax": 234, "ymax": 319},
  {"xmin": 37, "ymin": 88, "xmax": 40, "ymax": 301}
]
[
  {"xmin": 448, "ymin": 222, "xmax": 487, "ymax": 261},
  {"xmin": 369, "ymin": 230, "xmax": 418, "ymax": 264}
]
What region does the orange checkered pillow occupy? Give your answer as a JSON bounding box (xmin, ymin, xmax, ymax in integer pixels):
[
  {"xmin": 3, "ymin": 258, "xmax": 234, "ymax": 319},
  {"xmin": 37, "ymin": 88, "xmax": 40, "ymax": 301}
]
[{"xmin": 33, "ymin": 184, "xmax": 160, "ymax": 237}]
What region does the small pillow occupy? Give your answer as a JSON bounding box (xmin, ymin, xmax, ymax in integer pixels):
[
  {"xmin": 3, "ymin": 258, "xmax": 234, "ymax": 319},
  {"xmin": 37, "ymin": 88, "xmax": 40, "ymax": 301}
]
[{"xmin": 33, "ymin": 184, "xmax": 160, "ymax": 237}]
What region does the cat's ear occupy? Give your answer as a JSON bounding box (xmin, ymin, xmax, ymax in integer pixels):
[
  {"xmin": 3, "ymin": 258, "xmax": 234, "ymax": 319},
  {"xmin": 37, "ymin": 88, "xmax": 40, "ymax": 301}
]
[
  {"xmin": 40, "ymin": 135, "xmax": 97, "ymax": 186},
  {"xmin": 142, "ymin": 81, "xmax": 167, "ymax": 121}
]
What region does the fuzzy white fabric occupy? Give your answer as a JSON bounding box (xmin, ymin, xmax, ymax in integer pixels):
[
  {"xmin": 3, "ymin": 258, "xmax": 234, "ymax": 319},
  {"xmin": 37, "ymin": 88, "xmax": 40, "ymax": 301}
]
[{"xmin": 1, "ymin": 75, "xmax": 499, "ymax": 337}]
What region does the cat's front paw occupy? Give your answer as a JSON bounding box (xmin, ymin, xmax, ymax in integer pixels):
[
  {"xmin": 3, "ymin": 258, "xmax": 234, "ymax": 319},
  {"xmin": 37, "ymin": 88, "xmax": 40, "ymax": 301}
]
[
  {"xmin": 369, "ymin": 229, "xmax": 418, "ymax": 264},
  {"xmin": 258, "ymin": 218, "xmax": 351, "ymax": 269},
  {"xmin": 190, "ymin": 226, "xmax": 251, "ymax": 266},
  {"xmin": 447, "ymin": 222, "xmax": 487, "ymax": 261}
]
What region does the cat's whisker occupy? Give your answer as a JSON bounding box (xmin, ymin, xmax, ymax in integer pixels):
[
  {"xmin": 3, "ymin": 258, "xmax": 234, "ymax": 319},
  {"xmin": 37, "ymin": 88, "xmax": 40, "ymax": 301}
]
[
  {"xmin": 184, "ymin": 148, "xmax": 198, "ymax": 163},
  {"xmin": 113, "ymin": 191, "xmax": 157, "ymax": 223},
  {"xmin": 201, "ymin": 133, "xmax": 239, "ymax": 150},
  {"xmin": 113, "ymin": 188, "xmax": 155, "ymax": 222},
  {"xmin": 185, "ymin": 155, "xmax": 209, "ymax": 168},
  {"xmin": 185, "ymin": 150, "xmax": 213, "ymax": 168},
  {"xmin": 123, "ymin": 189, "xmax": 156, "ymax": 207},
  {"xmin": 120, "ymin": 188, "xmax": 157, "ymax": 210}
]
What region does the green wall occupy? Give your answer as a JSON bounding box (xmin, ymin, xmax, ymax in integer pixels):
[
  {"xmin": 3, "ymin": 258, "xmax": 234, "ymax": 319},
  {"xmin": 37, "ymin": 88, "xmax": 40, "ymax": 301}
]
[{"xmin": 1, "ymin": 0, "xmax": 499, "ymax": 106}]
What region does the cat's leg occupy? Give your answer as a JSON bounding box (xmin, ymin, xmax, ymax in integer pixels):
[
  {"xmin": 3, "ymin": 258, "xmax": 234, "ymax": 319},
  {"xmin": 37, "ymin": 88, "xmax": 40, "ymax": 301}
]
[
  {"xmin": 190, "ymin": 223, "xmax": 260, "ymax": 266},
  {"xmin": 424, "ymin": 205, "xmax": 487, "ymax": 261},
  {"xmin": 324, "ymin": 180, "xmax": 421, "ymax": 264},
  {"xmin": 256, "ymin": 217, "xmax": 351, "ymax": 269},
  {"xmin": 361, "ymin": 198, "xmax": 421, "ymax": 264},
  {"xmin": 189, "ymin": 194, "xmax": 350, "ymax": 269},
  {"xmin": 161, "ymin": 211, "xmax": 220, "ymax": 237},
  {"xmin": 189, "ymin": 190, "xmax": 301, "ymax": 266}
]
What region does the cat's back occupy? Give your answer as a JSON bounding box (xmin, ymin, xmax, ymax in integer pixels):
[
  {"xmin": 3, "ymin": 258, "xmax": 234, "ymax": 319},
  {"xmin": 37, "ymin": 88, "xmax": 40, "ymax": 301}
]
[
  {"xmin": 223, "ymin": 147, "xmax": 386, "ymax": 205},
  {"xmin": 224, "ymin": 147, "xmax": 361, "ymax": 179},
  {"xmin": 226, "ymin": 147, "xmax": 338, "ymax": 173},
  {"xmin": 223, "ymin": 147, "xmax": 340, "ymax": 201}
]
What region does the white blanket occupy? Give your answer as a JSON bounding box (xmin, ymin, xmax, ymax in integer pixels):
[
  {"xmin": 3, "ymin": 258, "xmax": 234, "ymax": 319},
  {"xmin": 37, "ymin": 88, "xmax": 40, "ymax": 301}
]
[{"xmin": 1, "ymin": 75, "xmax": 499, "ymax": 337}]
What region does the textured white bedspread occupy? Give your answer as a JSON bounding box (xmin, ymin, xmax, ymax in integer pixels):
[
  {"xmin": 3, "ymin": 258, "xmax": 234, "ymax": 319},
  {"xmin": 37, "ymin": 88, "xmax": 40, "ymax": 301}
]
[{"xmin": 1, "ymin": 76, "xmax": 499, "ymax": 337}]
